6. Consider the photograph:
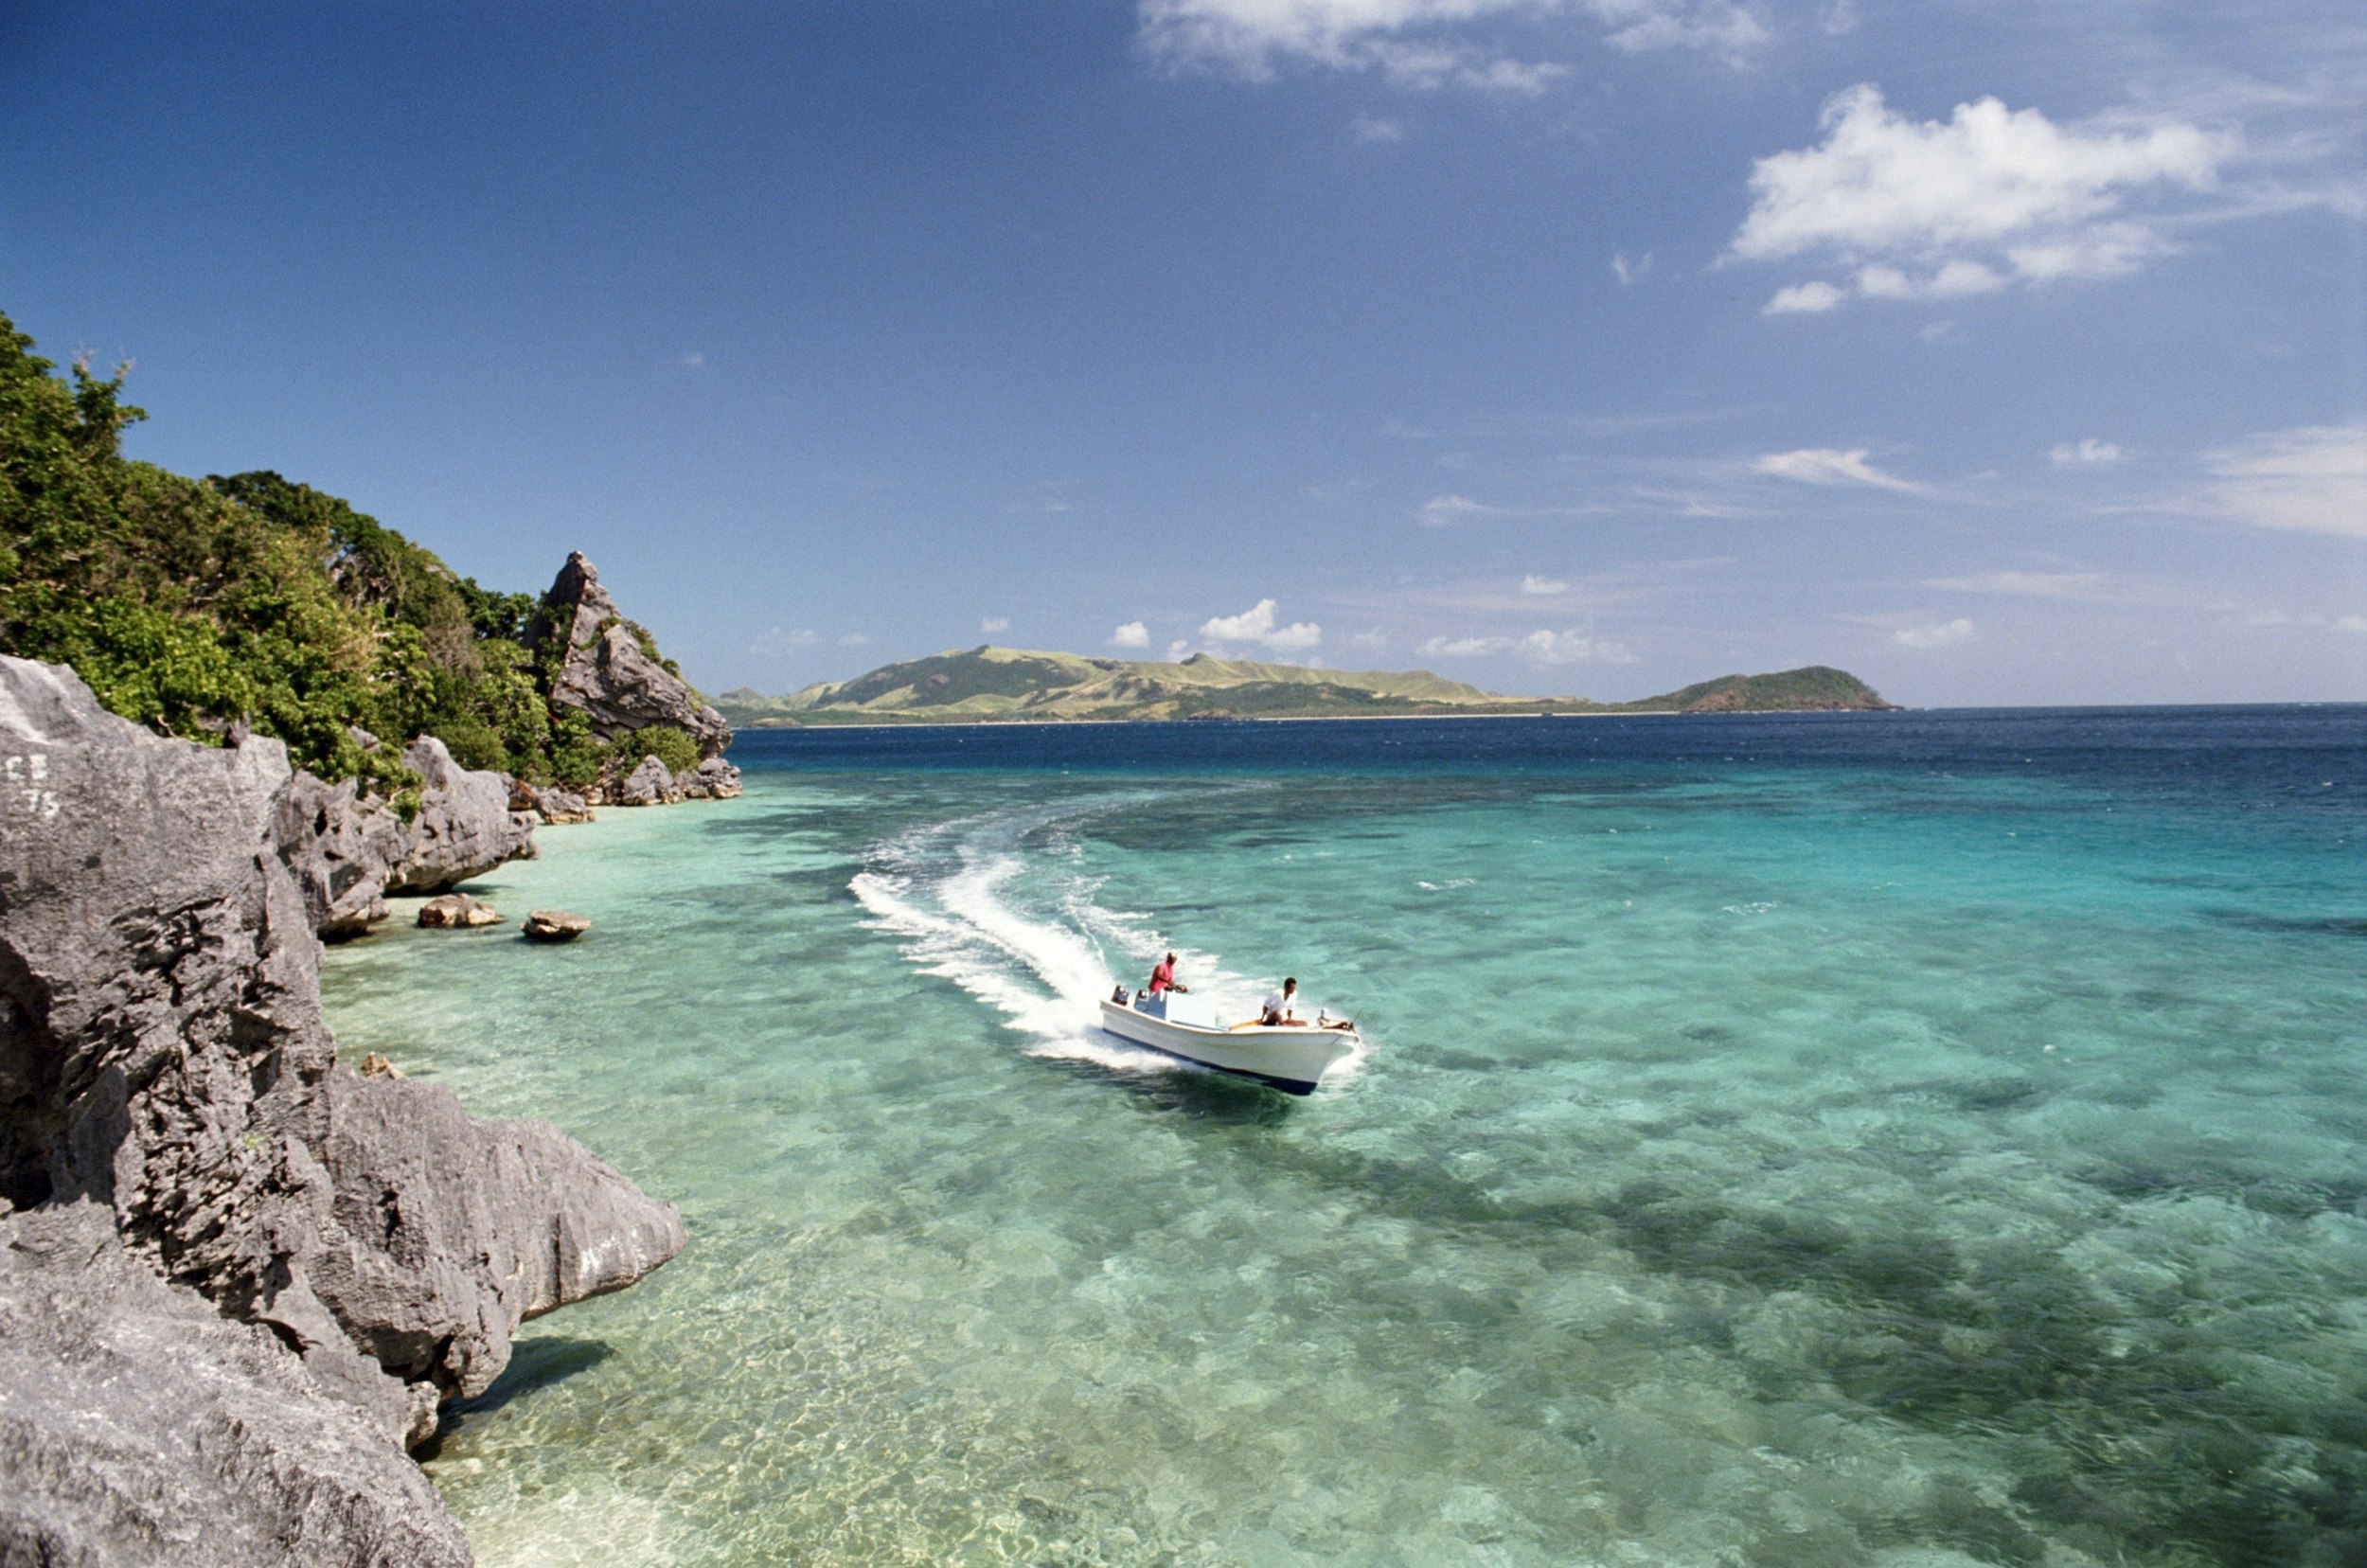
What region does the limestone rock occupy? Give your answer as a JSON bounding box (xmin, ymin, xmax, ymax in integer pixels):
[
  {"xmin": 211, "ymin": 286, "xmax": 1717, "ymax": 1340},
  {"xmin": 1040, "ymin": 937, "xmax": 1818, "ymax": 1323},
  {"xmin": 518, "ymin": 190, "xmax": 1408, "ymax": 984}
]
[
  {"xmin": 0, "ymin": 653, "xmax": 685, "ymax": 1543},
  {"xmin": 0, "ymin": 1203, "xmax": 472, "ymax": 1568},
  {"xmin": 527, "ymin": 552, "xmax": 732, "ymax": 758},
  {"xmin": 418, "ymin": 893, "xmax": 502, "ymax": 929},
  {"xmin": 521, "ymin": 910, "xmax": 591, "ymax": 943},
  {"xmin": 273, "ymin": 769, "xmax": 404, "ymax": 938},
  {"xmin": 614, "ymin": 754, "xmax": 679, "ymax": 806},
  {"xmin": 310, "ymin": 1072, "xmax": 685, "ymax": 1399},
  {"xmin": 510, "ymin": 777, "xmax": 594, "ymax": 825},
  {"xmin": 678, "ymin": 756, "xmax": 743, "ymax": 800},
  {"xmin": 387, "ymin": 736, "xmax": 537, "ymax": 895}
]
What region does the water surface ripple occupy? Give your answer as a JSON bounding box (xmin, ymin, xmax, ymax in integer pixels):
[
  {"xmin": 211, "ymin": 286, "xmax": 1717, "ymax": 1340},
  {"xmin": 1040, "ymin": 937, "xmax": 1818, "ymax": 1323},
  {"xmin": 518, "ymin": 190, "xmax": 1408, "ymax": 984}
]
[{"xmin": 320, "ymin": 708, "xmax": 2367, "ymax": 1566}]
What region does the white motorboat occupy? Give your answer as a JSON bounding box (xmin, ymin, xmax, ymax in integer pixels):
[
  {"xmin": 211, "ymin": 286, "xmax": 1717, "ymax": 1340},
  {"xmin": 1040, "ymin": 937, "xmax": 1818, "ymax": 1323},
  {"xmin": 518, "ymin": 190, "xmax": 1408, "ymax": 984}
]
[{"xmin": 1097, "ymin": 991, "xmax": 1360, "ymax": 1095}]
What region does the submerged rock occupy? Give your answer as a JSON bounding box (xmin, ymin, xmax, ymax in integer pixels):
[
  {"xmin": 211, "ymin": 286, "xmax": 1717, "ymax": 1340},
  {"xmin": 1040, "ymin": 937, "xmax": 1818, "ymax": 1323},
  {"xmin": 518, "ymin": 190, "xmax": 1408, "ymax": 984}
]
[
  {"xmin": 528, "ymin": 551, "xmax": 733, "ymax": 759},
  {"xmin": 521, "ymin": 910, "xmax": 591, "ymax": 943},
  {"xmin": 0, "ymin": 653, "xmax": 685, "ymax": 1551},
  {"xmin": 418, "ymin": 892, "xmax": 503, "ymax": 929},
  {"xmin": 614, "ymin": 754, "xmax": 679, "ymax": 806}
]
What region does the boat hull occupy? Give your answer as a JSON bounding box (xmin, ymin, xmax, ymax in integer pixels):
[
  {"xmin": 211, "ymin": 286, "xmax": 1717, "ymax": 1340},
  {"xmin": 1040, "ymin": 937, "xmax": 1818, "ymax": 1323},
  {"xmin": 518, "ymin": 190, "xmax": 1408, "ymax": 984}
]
[{"xmin": 1097, "ymin": 1000, "xmax": 1358, "ymax": 1095}]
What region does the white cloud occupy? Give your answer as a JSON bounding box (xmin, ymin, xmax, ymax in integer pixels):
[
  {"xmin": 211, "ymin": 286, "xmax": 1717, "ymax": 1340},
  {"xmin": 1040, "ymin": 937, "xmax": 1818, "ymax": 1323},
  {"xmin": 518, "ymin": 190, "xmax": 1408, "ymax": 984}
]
[
  {"xmin": 2199, "ymin": 423, "xmax": 2367, "ymax": 538},
  {"xmin": 1730, "ymin": 84, "xmax": 2231, "ymax": 310},
  {"xmin": 1894, "ymin": 617, "xmax": 1976, "ymax": 649},
  {"xmin": 1521, "ymin": 573, "xmax": 1570, "ymax": 595},
  {"xmin": 1925, "ymin": 569, "xmax": 2106, "ymax": 599},
  {"xmin": 1351, "ymin": 114, "xmax": 1409, "ymax": 143},
  {"xmin": 1419, "ymin": 492, "xmax": 1495, "ymax": 525},
  {"xmin": 750, "ymin": 626, "xmax": 820, "ymax": 656},
  {"xmin": 1419, "ymin": 628, "xmax": 1632, "ymax": 663},
  {"xmin": 1764, "ymin": 279, "xmax": 1846, "ymax": 314},
  {"xmin": 981, "ymin": 615, "xmax": 1012, "ymax": 634},
  {"xmin": 1350, "ymin": 629, "xmax": 1390, "ymax": 650},
  {"xmin": 1138, "ymin": 0, "xmax": 1766, "ymax": 93},
  {"xmin": 1753, "ymin": 447, "xmax": 1925, "ymax": 491},
  {"xmin": 838, "ymin": 633, "xmax": 874, "ymax": 648},
  {"xmin": 1611, "ymin": 249, "xmax": 1653, "ymax": 286},
  {"xmin": 1418, "ymin": 633, "xmax": 1514, "ymax": 658},
  {"xmin": 1111, "ymin": 620, "xmax": 1152, "ymax": 650},
  {"xmin": 1519, "ymin": 628, "xmax": 1635, "ymax": 664},
  {"xmin": 1201, "ymin": 598, "xmax": 1323, "ymax": 650},
  {"xmin": 1166, "ymin": 639, "xmax": 1193, "ymax": 662},
  {"xmin": 2050, "ymin": 437, "xmax": 2124, "ymax": 467},
  {"xmin": 678, "ymin": 350, "xmax": 705, "ymax": 367}
]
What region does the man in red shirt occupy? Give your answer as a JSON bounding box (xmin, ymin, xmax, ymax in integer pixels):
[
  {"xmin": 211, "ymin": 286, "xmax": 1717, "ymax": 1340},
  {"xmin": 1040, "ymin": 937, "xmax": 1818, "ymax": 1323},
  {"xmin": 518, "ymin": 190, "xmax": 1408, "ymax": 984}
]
[{"xmin": 1148, "ymin": 953, "xmax": 1188, "ymax": 996}]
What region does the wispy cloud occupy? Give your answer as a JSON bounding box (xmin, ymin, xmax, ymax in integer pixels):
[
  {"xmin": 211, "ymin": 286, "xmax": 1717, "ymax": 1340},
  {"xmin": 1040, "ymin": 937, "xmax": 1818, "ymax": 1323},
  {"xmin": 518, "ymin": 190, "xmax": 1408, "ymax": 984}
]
[
  {"xmin": 1111, "ymin": 620, "xmax": 1151, "ymax": 650},
  {"xmin": 1925, "ymin": 569, "xmax": 2107, "ymax": 599},
  {"xmin": 1201, "ymin": 598, "xmax": 1322, "ymax": 650},
  {"xmin": 1138, "ymin": 0, "xmax": 1768, "ymax": 94},
  {"xmin": 1731, "ymin": 84, "xmax": 2233, "ymax": 312},
  {"xmin": 1753, "ymin": 447, "xmax": 1926, "ymax": 491},
  {"xmin": 1610, "ymin": 249, "xmax": 1653, "ymax": 286},
  {"xmin": 1351, "ymin": 113, "xmax": 1409, "ymax": 144},
  {"xmin": 678, "ymin": 350, "xmax": 706, "ymax": 367},
  {"xmin": 1893, "ymin": 616, "xmax": 1976, "ymax": 649},
  {"xmin": 2198, "ymin": 422, "xmax": 2367, "ymax": 538},
  {"xmin": 2051, "ymin": 437, "xmax": 2124, "ymax": 467},
  {"xmin": 981, "ymin": 615, "xmax": 1011, "ymax": 634},
  {"xmin": 751, "ymin": 626, "xmax": 820, "ymax": 657},
  {"xmin": 1521, "ymin": 573, "xmax": 1570, "ymax": 595},
  {"xmin": 1418, "ymin": 628, "xmax": 1633, "ymax": 664}
]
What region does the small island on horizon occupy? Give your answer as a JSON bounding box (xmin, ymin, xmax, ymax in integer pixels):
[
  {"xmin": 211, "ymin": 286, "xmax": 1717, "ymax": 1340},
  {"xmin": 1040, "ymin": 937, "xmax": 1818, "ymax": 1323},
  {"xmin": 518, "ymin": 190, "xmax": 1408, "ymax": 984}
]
[{"xmin": 713, "ymin": 647, "xmax": 1895, "ymax": 726}]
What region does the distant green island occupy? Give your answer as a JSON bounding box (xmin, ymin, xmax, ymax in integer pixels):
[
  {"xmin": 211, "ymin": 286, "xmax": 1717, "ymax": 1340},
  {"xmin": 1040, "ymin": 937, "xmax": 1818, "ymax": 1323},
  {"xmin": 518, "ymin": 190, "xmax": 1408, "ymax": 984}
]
[{"xmin": 714, "ymin": 647, "xmax": 1894, "ymax": 726}]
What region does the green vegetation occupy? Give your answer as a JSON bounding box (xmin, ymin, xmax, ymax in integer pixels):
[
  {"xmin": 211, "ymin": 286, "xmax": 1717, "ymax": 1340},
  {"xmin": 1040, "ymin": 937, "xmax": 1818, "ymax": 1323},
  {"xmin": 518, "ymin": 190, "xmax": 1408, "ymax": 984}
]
[
  {"xmin": 712, "ymin": 646, "xmax": 1893, "ymax": 726},
  {"xmin": 611, "ymin": 722, "xmax": 700, "ymax": 776},
  {"xmin": 0, "ymin": 311, "xmax": 678, "ymax": 787}
]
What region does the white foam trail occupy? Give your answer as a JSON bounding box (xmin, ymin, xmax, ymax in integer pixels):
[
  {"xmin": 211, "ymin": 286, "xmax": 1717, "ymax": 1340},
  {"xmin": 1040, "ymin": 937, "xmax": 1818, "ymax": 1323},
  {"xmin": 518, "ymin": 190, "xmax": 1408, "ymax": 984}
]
[{"xmin": 848, "ymin": 800, "xmax": 1284, "ymax": 1083}]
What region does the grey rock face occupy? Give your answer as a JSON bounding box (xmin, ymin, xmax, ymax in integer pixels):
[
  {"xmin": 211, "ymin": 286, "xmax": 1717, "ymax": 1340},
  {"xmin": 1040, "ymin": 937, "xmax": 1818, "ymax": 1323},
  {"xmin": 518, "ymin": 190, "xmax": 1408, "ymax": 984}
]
[
  {"xmin": 311, "ymin": 1073, "xmax": 685, "ymax": 1399},
  {"xmin": 678, "ymin": 756, "xmax": 743, "ymax": 800},
  {"xmin": 510, "ymin": 778, "xmax": 594, "ymax": 825},
  {"xmin": 0, "ymin": 654, "xmax": 687, "ymax": 1553},
  {"xmin": 387, "ymin": 736, "xmax": 538, "ymax": 895},
  {"xmin": 614, "ymin": 754, "xmax": 678, "ymax": 806},
  {"xmin": 272, "ymin": 739, "xmax": 536, "ymax": 937},
  {"xmin": 527, "ymin": 552, "xmax": 733, "ymax": 759},
  {"xmin": 0, "ymin": 1203, "xmax": 473, "ymax": 1568}
]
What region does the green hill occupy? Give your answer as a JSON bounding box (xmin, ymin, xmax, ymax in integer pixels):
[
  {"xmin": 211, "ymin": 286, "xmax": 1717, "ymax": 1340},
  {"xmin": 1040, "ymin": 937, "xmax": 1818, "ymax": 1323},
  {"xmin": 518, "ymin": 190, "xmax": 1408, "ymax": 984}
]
[{"xmin": 714, "ymin": 648, "xmax": 1893, "ymax": 726}]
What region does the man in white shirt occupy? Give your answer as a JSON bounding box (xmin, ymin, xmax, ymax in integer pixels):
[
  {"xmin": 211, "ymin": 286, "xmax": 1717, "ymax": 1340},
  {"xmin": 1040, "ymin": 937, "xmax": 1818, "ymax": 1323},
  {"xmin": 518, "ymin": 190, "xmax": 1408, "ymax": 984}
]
[{"xmin": 1261, "ymin": 978, "xmax": 1301, "ymax": 1025}]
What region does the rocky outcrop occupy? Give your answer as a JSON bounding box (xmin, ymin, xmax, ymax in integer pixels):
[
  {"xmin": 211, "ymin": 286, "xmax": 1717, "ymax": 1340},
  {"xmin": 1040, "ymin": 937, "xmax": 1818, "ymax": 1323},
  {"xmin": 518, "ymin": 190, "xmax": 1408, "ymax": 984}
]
[
  {"xmin": 418, "ymin": 893, "xmax": 501, "ymax": 929},
  {"xmin": 386, "ymin": 737, "xmax": 538, "ymax": 895},
  {"xmin": 0, "ymin": 654, "xmax": 685, "ymax": 1559},
  {"xmin": 527, "ymin": 552, "xmax": 732, "ymax": 760},
  {"xmin": 614, "ymin": 755, "xmax": 679, "ymax": 806},
  {"xmin": 679, "ymin": 756, "xmax": 743, "ymax": 800},
  {"xmin": 0, "ymin": 1203, "xmax": 472, "ymax": 1568},
  {"xmin": 510, "ymin": 778, "xmax": 594, "ymax": 826},
  {"xmin": 521, "ymin": 911, "xmax": 590, "ymax": 943},
  {"xmin": 273, "ymin": 739, "xmax": 537, "ymax": 938}
]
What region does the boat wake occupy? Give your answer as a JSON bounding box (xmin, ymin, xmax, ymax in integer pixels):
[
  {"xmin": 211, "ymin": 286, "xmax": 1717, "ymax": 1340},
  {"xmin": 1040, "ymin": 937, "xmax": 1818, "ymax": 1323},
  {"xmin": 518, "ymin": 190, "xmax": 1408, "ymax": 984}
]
[{"xmin": 849, "ymin": 798, "xmax": 1285, "ymax": 1084}]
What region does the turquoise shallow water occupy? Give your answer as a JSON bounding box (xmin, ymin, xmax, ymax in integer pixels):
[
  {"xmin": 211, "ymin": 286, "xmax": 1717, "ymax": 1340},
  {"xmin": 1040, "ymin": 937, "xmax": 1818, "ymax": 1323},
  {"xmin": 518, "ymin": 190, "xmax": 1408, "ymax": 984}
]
[{"xmin": 319, "ymin": 710, "xmax": 2367, "ymax": 1567}]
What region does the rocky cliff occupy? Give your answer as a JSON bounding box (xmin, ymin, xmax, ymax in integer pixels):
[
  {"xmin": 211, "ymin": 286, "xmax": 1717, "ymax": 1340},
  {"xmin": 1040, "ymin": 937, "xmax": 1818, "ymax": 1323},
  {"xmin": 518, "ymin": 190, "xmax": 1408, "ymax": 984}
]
[
  {"xmin": 529, "ymin": 552, "xmax": 734, "ymax": 759},
  {"xmin": 0, "ymin": 655, "xmax": 686, "ymax": 1565}
]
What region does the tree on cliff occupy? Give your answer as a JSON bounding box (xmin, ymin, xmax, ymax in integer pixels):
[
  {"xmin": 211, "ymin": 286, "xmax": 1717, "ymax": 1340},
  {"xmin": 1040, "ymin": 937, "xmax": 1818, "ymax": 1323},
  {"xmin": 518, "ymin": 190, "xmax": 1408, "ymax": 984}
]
[{"xmin": 0, "ymin": 310, "xmax": 708, "ymax": 792}]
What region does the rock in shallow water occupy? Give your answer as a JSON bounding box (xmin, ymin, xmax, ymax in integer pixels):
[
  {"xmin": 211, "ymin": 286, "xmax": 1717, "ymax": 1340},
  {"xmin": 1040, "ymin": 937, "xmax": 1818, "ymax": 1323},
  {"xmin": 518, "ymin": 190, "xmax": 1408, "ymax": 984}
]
[
  {"xmin": 522, "ymin": 909, "xmax": 593, "ymax": 943},
  {"xmin": 614, "ymin": 754, "xmax": 679, "ymax": 806},
  {"xmin": 418, "ymin": 892, "xmax": 503, "ymax": 929}
]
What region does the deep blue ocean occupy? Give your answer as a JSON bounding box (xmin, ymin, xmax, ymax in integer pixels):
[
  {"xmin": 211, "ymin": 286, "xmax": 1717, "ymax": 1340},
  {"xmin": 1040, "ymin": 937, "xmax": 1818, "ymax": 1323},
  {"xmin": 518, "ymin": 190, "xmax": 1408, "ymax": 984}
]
[{"xmin": 323, "ymin": 706, "xmax": 2367, "ymax": 1566}]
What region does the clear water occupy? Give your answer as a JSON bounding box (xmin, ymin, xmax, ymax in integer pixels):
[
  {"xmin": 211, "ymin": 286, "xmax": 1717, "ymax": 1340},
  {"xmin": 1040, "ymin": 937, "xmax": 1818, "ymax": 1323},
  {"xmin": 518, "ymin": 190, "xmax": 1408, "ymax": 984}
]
[{"xmin": 318, "ymin": 709, "xmax": 2367, "ymax": 1567}]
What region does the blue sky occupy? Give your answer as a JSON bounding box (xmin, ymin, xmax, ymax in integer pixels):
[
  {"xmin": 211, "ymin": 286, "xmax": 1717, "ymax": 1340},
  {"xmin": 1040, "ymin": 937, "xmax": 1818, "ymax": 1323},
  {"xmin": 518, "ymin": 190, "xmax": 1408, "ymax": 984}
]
[{"xmin": 3, "ymin": 1, "xmax": 2361, "ymax": 704}]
